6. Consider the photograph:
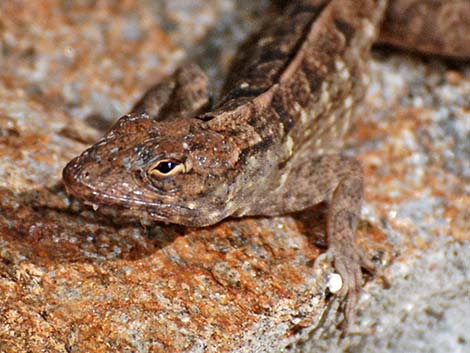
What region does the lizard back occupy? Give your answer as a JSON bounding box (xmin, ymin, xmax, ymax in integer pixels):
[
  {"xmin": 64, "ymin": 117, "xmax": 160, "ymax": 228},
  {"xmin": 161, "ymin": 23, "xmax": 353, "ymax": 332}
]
[
  {"xmin": 204, "ymin": 0, "xmax": 387, "ymax": 163},
  {"xmin": 62, "ymin": 0, "xmax": 388, "ymax": 226}
]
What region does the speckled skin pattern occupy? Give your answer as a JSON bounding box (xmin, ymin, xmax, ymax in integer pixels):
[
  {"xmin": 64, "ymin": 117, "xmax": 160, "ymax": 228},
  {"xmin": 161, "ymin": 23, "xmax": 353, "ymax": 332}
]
[
  {"xmin": 62, "ymin": 0, "xmax": 469, "ymax": 322},
  {"xmin": 379, "ymin": 0, "xmax": 470, "ymax": 58}
]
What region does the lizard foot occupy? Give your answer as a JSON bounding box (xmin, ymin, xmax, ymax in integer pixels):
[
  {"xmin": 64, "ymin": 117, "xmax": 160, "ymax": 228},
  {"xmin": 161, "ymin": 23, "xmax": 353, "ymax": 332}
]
[{"xmin": 318, "ymin": 240, "xmax": 376, "ymax": 328}]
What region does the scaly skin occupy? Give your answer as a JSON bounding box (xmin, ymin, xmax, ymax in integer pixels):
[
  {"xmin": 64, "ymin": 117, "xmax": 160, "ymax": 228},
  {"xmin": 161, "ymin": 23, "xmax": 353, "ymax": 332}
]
[
  {"xmin": 62, "ymin": 0, "xmax": 469, "ymax": 324},
  {"xmin": 63, "ymin": 0, "xmax": 386, "ymax": 225},
  {"xmin": 379, "ymin": 0, "xmax": 470, "ymax": 58}
]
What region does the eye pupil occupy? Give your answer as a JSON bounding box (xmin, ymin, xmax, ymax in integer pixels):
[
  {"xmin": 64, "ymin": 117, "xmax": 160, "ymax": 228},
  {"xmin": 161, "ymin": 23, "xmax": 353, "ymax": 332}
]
[
  {"xmin": 156, "ymin": 161, "xmax": 175, "ymax": 174},
  {"xmin": 148, "ymin": 159, "xmax": 185, "ymax": 177}
]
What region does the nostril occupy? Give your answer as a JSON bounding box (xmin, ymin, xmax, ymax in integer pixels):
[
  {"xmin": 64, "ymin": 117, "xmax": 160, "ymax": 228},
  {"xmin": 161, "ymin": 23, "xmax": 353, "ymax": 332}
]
[{"xmin": 134, "ymin": 168, "xmax": 145, "ymax": 180}]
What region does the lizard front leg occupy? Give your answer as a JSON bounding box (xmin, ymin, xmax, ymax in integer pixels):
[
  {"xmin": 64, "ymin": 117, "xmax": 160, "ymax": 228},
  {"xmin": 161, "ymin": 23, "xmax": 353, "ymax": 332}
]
[
  {"xmin": 323, "ymin": 156, "xmax": 375, "ymax": 323},
  {"xmin": 244, "ymin": 153, "xmax": 375, "ymax": 322},
  {"xmin": 131, "ymin": 63, "xmax": 211, "ymax": 120}
]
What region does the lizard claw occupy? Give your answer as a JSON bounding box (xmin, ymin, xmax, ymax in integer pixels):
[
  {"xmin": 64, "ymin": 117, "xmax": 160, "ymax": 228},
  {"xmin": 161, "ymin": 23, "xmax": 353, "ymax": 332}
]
[{"xmin": 317, "ymin": 242, "xmax": 376, "ymax": 328}]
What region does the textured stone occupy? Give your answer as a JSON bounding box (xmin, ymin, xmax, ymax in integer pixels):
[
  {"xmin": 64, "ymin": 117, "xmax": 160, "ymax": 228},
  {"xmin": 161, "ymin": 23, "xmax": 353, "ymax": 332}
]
[{"xmin": 0, "ymin": 1, "xmax": 469, "ymax": 352}]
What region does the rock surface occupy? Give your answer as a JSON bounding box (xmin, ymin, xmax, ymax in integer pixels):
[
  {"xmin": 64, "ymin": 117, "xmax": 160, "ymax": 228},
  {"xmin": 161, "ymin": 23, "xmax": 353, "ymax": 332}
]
[{"xmin": 0, "ymin": 1, "xmax": 469, "ymax": 352}]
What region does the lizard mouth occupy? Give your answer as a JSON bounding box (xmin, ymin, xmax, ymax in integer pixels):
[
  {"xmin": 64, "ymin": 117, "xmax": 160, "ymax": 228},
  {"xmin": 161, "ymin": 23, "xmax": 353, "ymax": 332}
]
[
  {"xmin": 63, "ymin": 177, "xmax": 194, "ymax": 226},
  {"xmin": 62, "ymin": 157, "xmax": 212, "ymax": 226}
]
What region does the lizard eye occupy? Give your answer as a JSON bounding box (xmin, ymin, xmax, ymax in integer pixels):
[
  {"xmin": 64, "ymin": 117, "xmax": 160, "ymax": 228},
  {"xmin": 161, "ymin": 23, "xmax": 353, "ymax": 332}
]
[{"xmin": 148, "ymin": 159, "xmax": 186, "ymax": 177}]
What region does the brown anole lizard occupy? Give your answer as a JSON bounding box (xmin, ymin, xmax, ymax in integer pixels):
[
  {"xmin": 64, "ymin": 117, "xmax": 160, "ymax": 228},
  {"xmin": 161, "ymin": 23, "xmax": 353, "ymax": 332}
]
[{"xmin": 62, "ymin": 0, "xmax": 469, "ymax": 323}]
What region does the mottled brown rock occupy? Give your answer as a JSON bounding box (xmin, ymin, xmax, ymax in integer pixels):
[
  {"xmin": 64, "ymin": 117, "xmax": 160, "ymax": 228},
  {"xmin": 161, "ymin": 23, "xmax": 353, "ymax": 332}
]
[{"xmin": 0, "ymin": 1, "xmax": 469, "ymax": 353}]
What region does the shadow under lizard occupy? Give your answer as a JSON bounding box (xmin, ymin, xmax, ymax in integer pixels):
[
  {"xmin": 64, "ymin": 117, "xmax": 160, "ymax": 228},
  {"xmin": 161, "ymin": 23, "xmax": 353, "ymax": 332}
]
[{"xmin": 62, "ymin": 0, "xmax": 470, "ymax": 323}]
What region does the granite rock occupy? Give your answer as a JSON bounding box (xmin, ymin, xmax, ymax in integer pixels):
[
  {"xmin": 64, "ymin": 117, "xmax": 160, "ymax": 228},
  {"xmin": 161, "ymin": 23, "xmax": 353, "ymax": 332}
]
[{"xmin": 0, "ymin": 1, "xmax": 469, "ymax": 352}]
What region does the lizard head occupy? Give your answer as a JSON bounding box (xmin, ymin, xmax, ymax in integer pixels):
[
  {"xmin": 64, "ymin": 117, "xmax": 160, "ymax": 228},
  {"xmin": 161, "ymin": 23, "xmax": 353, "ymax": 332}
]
[{"xmin": 63, "ymin": 113, "xmax": 241, "ymax": 226}]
